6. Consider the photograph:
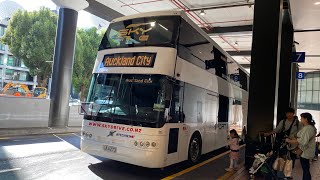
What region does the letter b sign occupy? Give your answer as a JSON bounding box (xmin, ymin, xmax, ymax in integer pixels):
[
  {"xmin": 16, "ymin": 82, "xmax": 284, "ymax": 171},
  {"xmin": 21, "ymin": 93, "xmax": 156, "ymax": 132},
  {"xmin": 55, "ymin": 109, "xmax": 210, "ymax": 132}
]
[{"xmin": 296, "ymin": 72, "xmax": 305, "ymax": 79}]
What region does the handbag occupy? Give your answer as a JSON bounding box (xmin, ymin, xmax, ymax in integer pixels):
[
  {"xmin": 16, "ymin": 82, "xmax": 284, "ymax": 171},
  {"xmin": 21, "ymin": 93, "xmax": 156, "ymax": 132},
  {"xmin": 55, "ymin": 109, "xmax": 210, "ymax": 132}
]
[
  {"xmin": 272, "ymin": 157, "xmax": 285, "ymax": 171},
  {"xmin": 284, "ymin": 160, "xmax": 293, "ymax": 177},
  {"xmin": 283, "ymin": 153, "xmax": 293, "ymax": 177},
  {"xmin": 292, "ymin": 146, "xmax": 303, "ymax": 157}
]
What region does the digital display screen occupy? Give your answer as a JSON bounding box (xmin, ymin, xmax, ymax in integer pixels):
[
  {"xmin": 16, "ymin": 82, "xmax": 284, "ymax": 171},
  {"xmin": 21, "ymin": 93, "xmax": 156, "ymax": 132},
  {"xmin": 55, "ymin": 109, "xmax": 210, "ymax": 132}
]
[{"xmin": 102, "ymin": 52, "xmax": 156, "ymax": 67}]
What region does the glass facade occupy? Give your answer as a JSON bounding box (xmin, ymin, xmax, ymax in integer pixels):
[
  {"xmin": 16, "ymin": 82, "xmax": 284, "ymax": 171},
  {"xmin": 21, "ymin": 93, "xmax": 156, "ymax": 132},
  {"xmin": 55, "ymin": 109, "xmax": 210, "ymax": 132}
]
[
  {"xmin": 0, "ymin": 54, "xmax": 4, "ymax": 65},
  {"xmin": 7, "ymin": 56, "xmax": 14, "ymax": 66},
  {"xmin": 297, "ymin": 72, "xmax": 320, "ymax": 110},
  {"xmin": 5, "ymin": 56, "xmax": 24, "ymax": 67},
  {"xmin": 4, "ymin": 69, "xmax": 31, "ymax": 81},
  {"xmin": 0, "ymin": 43, "xmax": 5, "ymax": 51},
  {"xmin": 0, "ymin": 26, "xmax": 5, "ymax": 36}
]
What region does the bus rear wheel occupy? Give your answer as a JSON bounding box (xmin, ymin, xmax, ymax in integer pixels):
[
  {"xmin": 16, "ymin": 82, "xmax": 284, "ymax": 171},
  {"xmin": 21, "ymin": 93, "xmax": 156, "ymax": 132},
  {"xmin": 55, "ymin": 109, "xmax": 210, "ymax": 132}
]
[{"xmin": 188, "ymin": 134, "xmax": 201, "ymax": 163}]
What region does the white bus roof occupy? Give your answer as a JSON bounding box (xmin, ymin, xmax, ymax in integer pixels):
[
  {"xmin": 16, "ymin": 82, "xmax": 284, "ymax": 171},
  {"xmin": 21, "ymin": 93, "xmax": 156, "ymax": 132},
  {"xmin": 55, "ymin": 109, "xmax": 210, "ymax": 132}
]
[{"xmin": 110, "ymin": 11, "xmax": 249, "ymax": 76}]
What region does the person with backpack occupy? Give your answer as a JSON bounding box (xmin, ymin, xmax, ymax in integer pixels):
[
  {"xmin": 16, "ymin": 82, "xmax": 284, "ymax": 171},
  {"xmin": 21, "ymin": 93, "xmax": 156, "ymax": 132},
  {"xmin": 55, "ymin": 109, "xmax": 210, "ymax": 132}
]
[
  {"xmin": 264, "ymin": 108, "xmax": 302, "ymax": 139},
  {"xmin": 264, "ymin": 108, "xmax": 303, "ymax": 168}
]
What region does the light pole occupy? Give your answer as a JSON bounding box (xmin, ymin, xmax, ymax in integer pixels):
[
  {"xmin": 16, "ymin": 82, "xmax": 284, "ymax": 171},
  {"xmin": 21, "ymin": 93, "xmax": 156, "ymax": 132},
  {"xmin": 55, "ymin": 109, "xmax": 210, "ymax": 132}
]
[{"xmin": 46, "ymin": 60, "xmax": 53, "ymax": 99}]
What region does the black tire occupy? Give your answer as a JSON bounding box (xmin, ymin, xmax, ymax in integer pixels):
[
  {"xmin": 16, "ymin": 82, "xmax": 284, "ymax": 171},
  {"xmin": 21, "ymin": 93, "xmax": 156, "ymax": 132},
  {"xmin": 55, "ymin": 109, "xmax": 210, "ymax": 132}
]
[{"xmin": 188, "ymin": 133, "xmax": 202, "ymax": 163}]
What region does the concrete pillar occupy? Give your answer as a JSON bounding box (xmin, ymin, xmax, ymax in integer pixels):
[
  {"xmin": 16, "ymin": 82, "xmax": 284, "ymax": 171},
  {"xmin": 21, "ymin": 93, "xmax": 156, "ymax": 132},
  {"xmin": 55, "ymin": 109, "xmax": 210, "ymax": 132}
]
[
  {"xmin": 49, "ymin": 0, "xmax": 89, "ymax": 127},
  {"xmin": 290, "ymin": 63, "xmax": 298, "ymax": 110},
  {"xmin": 276, "ymin": 10, "xmax": 294, "ymax": 122},
  {"xmin": 245, "ymin": 0, "xmax": 283, "ymax": 168}
]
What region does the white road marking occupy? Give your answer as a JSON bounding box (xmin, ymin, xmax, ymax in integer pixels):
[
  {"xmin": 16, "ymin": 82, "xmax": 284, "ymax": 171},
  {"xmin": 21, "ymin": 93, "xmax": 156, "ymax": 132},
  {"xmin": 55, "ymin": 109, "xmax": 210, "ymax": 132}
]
[
  {"xmin": 0, "ymin": 168, "xmax": 22, "ymax": 173},
  {"xmin": 72, "ymin": 133, "xmax": 81, "ymax": 138},
  {"xmin": 53, "ymin": 134, "xmax": 67, "ymax": 142},
  {"xmin": 51, "ymin": 157, "xmax": 84, "ymax": 164}
]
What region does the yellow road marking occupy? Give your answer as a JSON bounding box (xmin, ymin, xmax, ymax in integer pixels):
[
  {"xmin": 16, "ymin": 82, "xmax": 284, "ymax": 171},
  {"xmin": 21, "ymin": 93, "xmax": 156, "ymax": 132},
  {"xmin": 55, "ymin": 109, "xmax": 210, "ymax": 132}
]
[
  {"xmin": 0, "ymin": 133, "xmax": 77, "ymax": 140},
  {"xmin": 217, "ymin": 171, "xmax": 234, "ymax": 180},
  {"xmin": 0, "ymin": 137, "xmax": 10, "ymax": 140},
  {"xmin": 54, "ymin": 133, "xmax": 74, "ymax": 136},
  {"xmin": 217, "ymin": 162, "xmax": 246, "ymax": 180},
  {"xmin": 161, "ymin": 145, "xmax": 245, "ymax": 180}
]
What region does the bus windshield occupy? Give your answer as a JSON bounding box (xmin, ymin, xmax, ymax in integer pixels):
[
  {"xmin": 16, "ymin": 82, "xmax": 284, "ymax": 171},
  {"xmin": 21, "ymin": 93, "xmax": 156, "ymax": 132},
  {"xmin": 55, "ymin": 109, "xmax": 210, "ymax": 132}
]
[
  {"xmin": 99, "ymin": 16, "xmax": 179, "ymax": 50},
  {"xmin": 84, "ymin": 74, "xmax": 173, "ymax": 127}
]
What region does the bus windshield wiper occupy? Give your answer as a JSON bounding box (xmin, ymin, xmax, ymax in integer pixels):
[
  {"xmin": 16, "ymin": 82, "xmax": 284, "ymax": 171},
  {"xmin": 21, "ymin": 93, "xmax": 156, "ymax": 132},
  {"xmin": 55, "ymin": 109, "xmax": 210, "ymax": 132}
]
[
  {"xmin": 96, "ymin": 81, "xmax": 116, "ymax": 116},
  {"xmin": 111, "ymin": 115, "xmax": 157, "ymax": 123}
]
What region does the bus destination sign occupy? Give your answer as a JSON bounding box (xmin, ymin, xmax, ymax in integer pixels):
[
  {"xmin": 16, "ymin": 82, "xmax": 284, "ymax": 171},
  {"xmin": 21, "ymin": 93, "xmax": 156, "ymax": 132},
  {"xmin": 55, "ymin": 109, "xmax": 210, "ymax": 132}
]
[{"xmin": 103, "ymin": 52, "xmax": 156, "ymax": 67}]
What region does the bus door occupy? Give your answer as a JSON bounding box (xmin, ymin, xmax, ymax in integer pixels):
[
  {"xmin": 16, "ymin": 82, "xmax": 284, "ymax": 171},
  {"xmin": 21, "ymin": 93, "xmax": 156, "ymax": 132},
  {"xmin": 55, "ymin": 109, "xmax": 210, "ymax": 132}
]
[
  {"xmin": 215, "ymin": 95, "xmax": 229, "ymax": 148},
  {"xmin": 203, "ymin": 93, "xmax": 218, "ymax": 153}
]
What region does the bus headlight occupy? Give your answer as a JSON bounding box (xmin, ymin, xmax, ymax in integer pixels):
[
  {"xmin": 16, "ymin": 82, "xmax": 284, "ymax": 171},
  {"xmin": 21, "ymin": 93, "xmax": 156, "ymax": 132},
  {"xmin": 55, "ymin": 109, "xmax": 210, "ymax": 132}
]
[
  {"xmin": 151, "ymin": 142, "xmax": 157, "ymax": 147},
  {"xmin": 140, "ymin": 141, "xmax": 144, "ymax": 146},
  {"xmin": 145, "ymin": 141, "xmax": 150, "ymax": 147},
  {"xmin": 82, "ymin": 131, "xmax": 92, "ymax": 138}
]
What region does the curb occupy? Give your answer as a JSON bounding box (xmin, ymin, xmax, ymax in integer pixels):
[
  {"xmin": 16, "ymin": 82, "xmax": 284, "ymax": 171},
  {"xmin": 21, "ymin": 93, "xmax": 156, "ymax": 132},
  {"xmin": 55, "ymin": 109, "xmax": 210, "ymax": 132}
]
[{"xmin": 0, "ymin": 127, "xmax": 81, "ymax": 137}]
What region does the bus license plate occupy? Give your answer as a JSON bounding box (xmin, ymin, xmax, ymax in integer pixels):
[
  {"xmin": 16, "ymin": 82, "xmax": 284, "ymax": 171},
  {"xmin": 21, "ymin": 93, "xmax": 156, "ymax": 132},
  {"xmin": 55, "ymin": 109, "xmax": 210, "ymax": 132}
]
[{"xmin": 103, "ymin": 145, "xmax": 117, "ymax": 153}]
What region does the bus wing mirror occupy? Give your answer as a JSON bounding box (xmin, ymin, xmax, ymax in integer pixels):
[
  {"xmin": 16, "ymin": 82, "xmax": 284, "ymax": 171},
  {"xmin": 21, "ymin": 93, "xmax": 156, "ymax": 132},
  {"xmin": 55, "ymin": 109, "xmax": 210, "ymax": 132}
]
[{"xmin": 205, "ymin": 60, "xmax": 216, "ymax": 70}]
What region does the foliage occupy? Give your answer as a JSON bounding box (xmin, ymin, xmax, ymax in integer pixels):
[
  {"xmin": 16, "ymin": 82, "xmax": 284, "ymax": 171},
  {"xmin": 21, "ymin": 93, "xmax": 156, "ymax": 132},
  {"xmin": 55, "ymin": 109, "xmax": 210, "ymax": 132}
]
[
  {"xmin": 1, "ymin": 8, "xmax": 104, "ymax": 99},
  {"xmin": 72, "ymin": 28, "xmax": 104, "ymax": 100},
  {"xmin": 1, "ymin": 8, "xmax": 57, "ymax": 86}
]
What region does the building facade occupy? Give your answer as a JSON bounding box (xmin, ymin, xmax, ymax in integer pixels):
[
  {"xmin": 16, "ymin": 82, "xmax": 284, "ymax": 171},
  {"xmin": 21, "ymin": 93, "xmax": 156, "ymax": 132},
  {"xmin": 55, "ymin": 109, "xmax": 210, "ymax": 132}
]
[
  {"xmin": 297, "ymin": 71, "xmax": 320, "ymax": 132},
  {"xmin": 0, "ymin": 0, "xmax": 37, "ymax": 90},
  {"xmin": 297, "ymin": 72, "xmax": 320, "ymax": 110},
  {"xmin": 0, "ymin": 22, "xmax": 37, "ymax": 90}
]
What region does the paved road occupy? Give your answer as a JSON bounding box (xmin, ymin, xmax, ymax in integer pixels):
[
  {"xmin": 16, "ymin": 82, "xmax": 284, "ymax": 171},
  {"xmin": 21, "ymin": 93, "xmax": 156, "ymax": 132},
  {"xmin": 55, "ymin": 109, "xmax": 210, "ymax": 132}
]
[{"xmin": 0, "ymin": 133, "xmax": 231, "ymax": 180}]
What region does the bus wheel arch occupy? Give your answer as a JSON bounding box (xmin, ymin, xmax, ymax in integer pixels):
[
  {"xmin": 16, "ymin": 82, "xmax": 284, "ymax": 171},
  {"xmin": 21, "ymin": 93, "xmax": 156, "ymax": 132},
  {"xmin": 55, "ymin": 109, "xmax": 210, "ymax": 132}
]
[{"xmin": 188, "ymin": 131, "xmax": 202, "ymax": 163}]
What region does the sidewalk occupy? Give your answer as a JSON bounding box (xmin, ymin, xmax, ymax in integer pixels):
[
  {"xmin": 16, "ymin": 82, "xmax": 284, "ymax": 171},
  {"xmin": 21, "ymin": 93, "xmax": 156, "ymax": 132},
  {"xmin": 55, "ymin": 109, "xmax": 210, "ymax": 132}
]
[
  {"xmin": 0, "ymin": 126, "xmax": 81, "ymax": 137},
  {"xmin": 227, "ymin": 157, "xmax": 320, "ymax": 179}
]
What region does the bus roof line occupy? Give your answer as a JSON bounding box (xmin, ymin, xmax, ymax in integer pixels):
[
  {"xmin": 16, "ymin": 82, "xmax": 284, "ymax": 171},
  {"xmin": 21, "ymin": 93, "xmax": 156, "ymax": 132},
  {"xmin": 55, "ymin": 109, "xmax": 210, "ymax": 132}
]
[{"xmin": 110, "ymin": 10, "xmax": 249, "ymax": 76}]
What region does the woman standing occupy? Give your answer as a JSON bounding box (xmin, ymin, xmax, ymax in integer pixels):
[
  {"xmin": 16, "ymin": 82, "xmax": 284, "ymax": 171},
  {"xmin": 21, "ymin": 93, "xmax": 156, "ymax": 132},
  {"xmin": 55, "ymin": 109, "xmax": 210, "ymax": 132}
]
[{"xmin": 286, "ymin": 113, "xmax": 316, "ymax": 180}]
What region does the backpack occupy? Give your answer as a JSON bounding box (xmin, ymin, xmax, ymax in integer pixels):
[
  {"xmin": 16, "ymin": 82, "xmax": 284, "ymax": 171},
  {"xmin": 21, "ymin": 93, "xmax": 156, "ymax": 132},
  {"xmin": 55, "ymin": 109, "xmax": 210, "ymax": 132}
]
[
  {"xmin": 276, "ymin": 117, "xmax": 298, "ymax": 143},
  {"xmin": 282, "ymin": 117, "xmax": 299, "ymax": 136}
]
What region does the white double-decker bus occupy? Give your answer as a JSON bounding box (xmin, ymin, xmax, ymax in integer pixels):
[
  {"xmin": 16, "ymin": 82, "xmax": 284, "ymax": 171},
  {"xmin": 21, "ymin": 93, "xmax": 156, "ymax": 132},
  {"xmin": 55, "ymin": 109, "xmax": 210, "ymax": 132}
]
[{"xmin": 80, "ymin": 11, "xmax": 249, "ymax": 168}]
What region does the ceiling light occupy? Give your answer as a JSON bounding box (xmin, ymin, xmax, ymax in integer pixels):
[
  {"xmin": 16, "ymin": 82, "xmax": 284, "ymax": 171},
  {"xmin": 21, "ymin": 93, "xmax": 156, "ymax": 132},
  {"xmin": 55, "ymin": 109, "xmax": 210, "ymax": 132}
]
[
  {"xmin": 200, "ymin": 10, "xmax": 206, "ymax": 16},
  {"xmin": 315, "ymin": 2, "xmax": 320, "ymax": 5}
]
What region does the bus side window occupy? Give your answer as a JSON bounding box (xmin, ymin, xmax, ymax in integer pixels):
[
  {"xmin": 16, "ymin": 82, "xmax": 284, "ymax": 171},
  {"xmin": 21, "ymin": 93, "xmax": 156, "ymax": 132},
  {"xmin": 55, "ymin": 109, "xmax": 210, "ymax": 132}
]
[
  {"xmin": 239, "ymin": 69, "xmax": 248, "ymax": 91},
  {"xmin": 218, "ymin": 95, "xmax": 229, "ymax": 122},
  {"xmin": 170, "ymin": 82, "xmax": 184, "ymax": 123}
]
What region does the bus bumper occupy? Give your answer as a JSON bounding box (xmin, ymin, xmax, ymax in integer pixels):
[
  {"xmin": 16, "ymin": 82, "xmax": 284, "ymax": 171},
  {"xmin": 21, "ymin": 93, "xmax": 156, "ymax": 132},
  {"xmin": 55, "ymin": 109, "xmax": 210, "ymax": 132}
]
[{"xmin": 81, "ymin": 138, "xmax": 166, "ymax": 168}]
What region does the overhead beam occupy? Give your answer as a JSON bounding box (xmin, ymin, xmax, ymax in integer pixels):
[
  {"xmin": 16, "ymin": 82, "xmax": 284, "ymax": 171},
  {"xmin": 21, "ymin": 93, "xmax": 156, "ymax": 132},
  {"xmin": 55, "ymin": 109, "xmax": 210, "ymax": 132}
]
[
  {"xmin": 240, "ymin": 64, "xmax": 251, "ymax": 68},
  {"xmin": 295, "ymin": 29, "xmax": 320, "ymax": 33},
  {"xmin": 204, "ymin": 25, "xmax": 253, "ymax": 35},
  {"xmin": 188, "ymin": 2, "xmax": 254, "ymax": 11},
  {"xmin": 205, "ymin": 26, "xmax": 320, "ymax": 35},
  {"xmin": 85, "ymin": 0, "xmax": 124, "ymax": 22},
  {"xmin": 227, "ymin": 50, "xmax": 251, "ymax": 56},
  {"xmin": 227, "ymin": 50, "xmax": 320, "ymax": 58}
]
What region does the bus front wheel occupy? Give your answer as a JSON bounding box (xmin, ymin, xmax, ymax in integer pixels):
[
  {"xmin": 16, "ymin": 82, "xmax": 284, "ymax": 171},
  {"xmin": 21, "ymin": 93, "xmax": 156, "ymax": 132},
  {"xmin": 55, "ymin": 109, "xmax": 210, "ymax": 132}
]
[{"xmin": 188, "ymin": 133, "xmax": 202, "ymax": 163}]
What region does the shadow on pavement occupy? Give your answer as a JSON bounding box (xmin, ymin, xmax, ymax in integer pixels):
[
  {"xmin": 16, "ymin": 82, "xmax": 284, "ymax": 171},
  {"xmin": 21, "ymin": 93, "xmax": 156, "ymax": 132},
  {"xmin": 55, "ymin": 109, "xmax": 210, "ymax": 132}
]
[
  {"xmin": 54, "ymin": 133, "xmax": 81, "ymax": 149},
  {"xmin": 88, "ymin": 147, "xmax": 230, "ymax": 180},
  {"xmin": 0, "ymin": 144, "xmax": 21, "ymax": 179}
]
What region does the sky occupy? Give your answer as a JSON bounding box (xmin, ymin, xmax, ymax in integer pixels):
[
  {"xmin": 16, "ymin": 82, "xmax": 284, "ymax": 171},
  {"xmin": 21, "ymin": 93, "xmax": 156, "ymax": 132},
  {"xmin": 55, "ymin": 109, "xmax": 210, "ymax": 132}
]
[{"xmin": 0, "ymin": 0, "xmax": 109, "ymax": 28}]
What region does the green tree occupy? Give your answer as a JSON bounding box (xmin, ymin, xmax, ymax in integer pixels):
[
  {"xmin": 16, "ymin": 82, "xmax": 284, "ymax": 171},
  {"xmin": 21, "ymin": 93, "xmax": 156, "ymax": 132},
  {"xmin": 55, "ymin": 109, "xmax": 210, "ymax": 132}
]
[
  {"xmin": 1, "ymin": 8, "xmax": 57, "ymax": 86},
  {"xmin": 73, "ymin": 27, "xmax": 103, "ymax": 101}
]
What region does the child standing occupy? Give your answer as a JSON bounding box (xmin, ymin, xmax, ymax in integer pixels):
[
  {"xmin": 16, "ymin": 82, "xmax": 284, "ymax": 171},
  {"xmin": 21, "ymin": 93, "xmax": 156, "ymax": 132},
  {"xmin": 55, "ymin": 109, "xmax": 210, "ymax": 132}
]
[{"xmin": 225, "ymin": 129, "xmax": 240, "ymax": 172}]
